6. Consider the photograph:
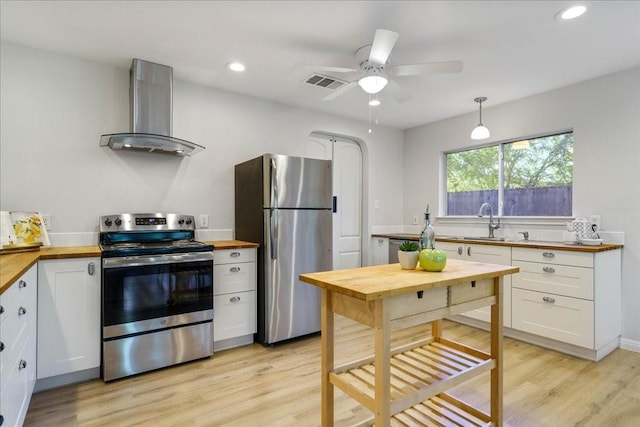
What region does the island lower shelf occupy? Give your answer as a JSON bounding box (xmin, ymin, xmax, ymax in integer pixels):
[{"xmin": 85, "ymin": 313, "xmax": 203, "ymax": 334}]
[{"xmin": 332, "ymin": 336, "xmax": 493, "ymax": 425}]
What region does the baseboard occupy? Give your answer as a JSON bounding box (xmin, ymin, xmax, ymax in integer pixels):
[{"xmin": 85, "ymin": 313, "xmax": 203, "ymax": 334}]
[
  {"xmin": 620, "ymin": 337, "xmax": 640, "ymax": 353},
  {"xmin": 34, "ymin": 367, "xmax": 100, "ymax": 392},
  {"xmin": 214, "ymin": 334, "xmax": 254, "ymax": 351}
]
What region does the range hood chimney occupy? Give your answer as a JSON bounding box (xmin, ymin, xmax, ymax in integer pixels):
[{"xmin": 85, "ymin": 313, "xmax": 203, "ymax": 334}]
[{"xmin": 100, "ymin": 59, "xmax": 204, "ymax": 156}]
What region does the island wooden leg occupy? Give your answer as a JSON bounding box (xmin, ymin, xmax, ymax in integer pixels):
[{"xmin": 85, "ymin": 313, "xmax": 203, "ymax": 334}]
[
  {"xmin": 490, "ymin": 276, "xmax": 504, "ymax": 426},
  {"xmin": 321, "ymin": 289, "xmax": 334, "ymax": 426},
  {"xmin": 373, "ymin": 299, "xmax": 391, "ymax": 427}
]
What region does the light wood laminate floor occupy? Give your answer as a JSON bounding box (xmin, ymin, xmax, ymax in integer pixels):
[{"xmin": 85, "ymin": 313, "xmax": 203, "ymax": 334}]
[{"xmin": 25, "ymin": 320, "xmax": 640, "ymax": 426}]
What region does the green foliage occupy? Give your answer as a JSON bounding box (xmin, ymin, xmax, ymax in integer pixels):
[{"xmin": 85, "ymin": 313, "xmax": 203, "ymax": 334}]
[
  {"xmin": 446, "ymin": 133, "xmax": 573, "ymax": 192},
  {"xmin": 399, "ymin": 240, "xmax": 419, "ymax": 251}
]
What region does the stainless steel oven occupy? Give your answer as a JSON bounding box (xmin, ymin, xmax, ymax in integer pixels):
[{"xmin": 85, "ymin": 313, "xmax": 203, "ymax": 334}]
[{"xmin": 100, "ymin": 213, "xmax": 214, "ymax": 381}]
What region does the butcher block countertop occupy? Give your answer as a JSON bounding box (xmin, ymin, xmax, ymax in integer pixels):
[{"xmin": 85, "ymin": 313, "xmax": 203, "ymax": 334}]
[
  {"xmin": 300, "ymin": 259, "xmax": 518, "ymax": 301},
  {"xmin": 0, "ymin": 240, "xmax": 258, "ymax": 295},
  {"xmin": 373, "ymin": 233, "xmax": 623, "ymax": 253}
]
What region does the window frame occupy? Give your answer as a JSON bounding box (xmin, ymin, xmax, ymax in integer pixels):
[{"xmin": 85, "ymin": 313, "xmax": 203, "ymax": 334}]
[{"xmin": 439, "ymin": 129, "xmax": 574, "ymax": 221}]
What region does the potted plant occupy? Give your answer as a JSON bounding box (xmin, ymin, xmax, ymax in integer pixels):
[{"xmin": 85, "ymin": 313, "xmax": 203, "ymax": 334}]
[{"xmin": 398, "ymin": 240, "xmax": 420, "ymax": 270}]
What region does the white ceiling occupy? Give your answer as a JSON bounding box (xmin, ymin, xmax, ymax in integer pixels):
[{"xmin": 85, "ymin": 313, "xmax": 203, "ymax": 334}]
[{"xmin": 1, "ymin": 1, "xmax": 639, "ymax": 130}]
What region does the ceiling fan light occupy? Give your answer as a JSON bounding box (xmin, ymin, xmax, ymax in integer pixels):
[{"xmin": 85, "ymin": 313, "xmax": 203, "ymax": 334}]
[
  {"xmin": 358, "ymin": 74, "xmax": 388, "ymax": 94},
  {"xmin": 471, "ymin": 125, "xmax": 490, "ymax": 140},
  {"xmin": 369, "ymin": 98, "xmax": 381, "ymax": 106}
]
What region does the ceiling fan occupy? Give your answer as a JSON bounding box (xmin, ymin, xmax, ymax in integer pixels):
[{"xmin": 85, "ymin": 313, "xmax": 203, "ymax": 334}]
[{"xmin": 304, "ymin": 29, "xmax": 463, "ymax": 103}]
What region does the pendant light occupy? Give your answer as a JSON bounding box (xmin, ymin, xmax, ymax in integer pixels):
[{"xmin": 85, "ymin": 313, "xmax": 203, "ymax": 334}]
[{"xmin": 471, "ymin": 96, "xmax": 490, "ymax": 140}]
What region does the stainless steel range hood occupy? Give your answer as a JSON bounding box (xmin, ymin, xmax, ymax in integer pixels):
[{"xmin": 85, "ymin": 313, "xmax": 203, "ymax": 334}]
[{"xmin": 100, "ymin": 59, "xmax": 204, "ymax": 156}]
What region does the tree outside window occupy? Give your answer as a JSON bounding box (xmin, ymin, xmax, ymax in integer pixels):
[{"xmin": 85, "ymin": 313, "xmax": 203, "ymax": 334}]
[{"xmin": 446, "ymin": 132, "xmax": 573, "ymax": 216}]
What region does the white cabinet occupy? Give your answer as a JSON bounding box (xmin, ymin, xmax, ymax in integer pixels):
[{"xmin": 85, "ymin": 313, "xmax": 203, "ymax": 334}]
[
  {"xmin": 438, "ymin": 242, "xmax": 512, "ymax": 327},
  {"xmin": 511, "ymin": 247, "xmax": 621, "ymax": 360},
  {"xmin": 370, "ymin": 236, "xmax": 389, "ymax": 265},
  {"xmin": 37, "ymin": 258, "xmax": 101, "ymax": 379},
  {"xmin": 214, "ymin": 248, "xmax": 257, "ymax": 350},
  {"xmin": 0, "ymin": 264, "xmax": 37, "ymax": 427}
]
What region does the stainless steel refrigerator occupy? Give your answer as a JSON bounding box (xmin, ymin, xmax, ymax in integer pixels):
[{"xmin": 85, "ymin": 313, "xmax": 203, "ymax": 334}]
[{"xmin": 235, "ymin": 154, "xmax": 333, "ymax": 345}]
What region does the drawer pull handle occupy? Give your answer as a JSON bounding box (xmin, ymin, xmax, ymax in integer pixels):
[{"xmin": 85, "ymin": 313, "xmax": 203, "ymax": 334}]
[
  {"xmin": 542, "ymin": 252, "xmax": 555, "ymax": 259},
  {"xmin": 0, "ymin": 341, "xmax": 4, "ymax": 352},
  {"xmin": 230, "ymin": 266, "xmax": 241, "ymax": 273},
  {"xmin": 18, "ymin": 359, "xmax": 27, "ymax": 370},
  {"xmin": 18, "ymin": 306, "xmax": 27, "ymax": 316},
  {"xmin": 542, "ymin": 296, "xmax": 556, "ymax": 304},
  {"xmin": 416, "ymin": 290, "xmax": 424, "ymax": 299},
  {"xmin": 230, "ymin": 296, "xmax": 241, "ymax": 303},
  {"xmin": 542, "ymin": 267, "xmax": 555, "ymax": 273},
  {"xmin": 19, "ymin": 279, "xmax": 27, "ymax": 288},
  {"xmin": 88, "ymin": 262, "xmax": 95, "ymax": 276},
  {"xmin": 230, "ymin": 252, "xmax": 241, "ymax": 258},
  {"xmin": 0, "ymin": 305, "xmax": 4, "ymax": 315},
  {"xmin": 467, "ymin": 247, "xmax": 471, "ymax": 257},
  {"xmin": 457, "ymin": 247, "xmax": 463, "ymax": 256}
]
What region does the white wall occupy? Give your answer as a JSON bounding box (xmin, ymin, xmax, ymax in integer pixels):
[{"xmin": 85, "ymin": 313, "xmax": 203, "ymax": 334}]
[
  {"xmin": 404, "ymin": 67, "xmax": 640, "ymax": 347},
  {"xmin": 0, "ymin": 42, "xmax": 404, "ymax": 243}
]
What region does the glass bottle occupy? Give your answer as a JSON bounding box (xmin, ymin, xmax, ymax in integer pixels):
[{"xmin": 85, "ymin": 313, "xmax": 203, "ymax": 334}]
[{"xmin": 419, "ymin": 206, "xmax": 435, "ymax": 250}]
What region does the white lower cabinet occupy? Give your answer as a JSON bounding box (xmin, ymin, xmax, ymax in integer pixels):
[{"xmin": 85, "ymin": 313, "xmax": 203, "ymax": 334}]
[
  {"xmin": 0, "ymin": 264, "xmax": 37, "ymax": 427},
  {"xmin": 438, "ymin": 242, "xmax": 512, "ymax": 327},
  {"xmin": 37, "ymin": 258, "xmax": 101, "ymax": 379},
  {"xmin": 511, "ymin": 247, "xmax": 621, "ymax": 360},
  {"xmin": 214, "ymin": 248, "xmax": 257, "ymax": 350}
]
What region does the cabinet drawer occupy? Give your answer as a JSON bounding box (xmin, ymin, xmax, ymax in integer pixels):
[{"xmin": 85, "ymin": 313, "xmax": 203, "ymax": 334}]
[
  {"xmin": 215, "ymin": 248, "xmax": 256, "ymax": 265},
  {"xmin": 214, "ymin": 262, "xmax": 256, "ymax": 295},
  {"xmin": 450, "ymin": 278, "xmax": 495, "ymax": 305},
  {"xmin": 388, "ymin": 286, "xmax": 448, "ymax": 320},
  {"xmin": 512, "ymin": 247, "xmax": 593, "ymax": 268},
  {"xmin": 214, "ymin": 291, "xmax": 257, "ymax": 341},
  {"xmin": 512, "ymin": 288, "xmax": 593, "ymax": 348},
  {"xmin": 513, "ymin": 260, "xmax": 593, "ymax": 299}
]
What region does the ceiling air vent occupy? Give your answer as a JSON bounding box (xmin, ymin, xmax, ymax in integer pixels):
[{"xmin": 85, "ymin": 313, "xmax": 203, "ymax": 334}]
[{"xmin": 304, "ymin": 74, "xmax": 348, "ymax": 90}]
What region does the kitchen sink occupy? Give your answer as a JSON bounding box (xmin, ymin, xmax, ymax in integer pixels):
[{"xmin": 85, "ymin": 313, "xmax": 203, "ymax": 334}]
[
  {"xmin": 437, "ymin": 235, "xmax": 513, "ymax": 242},
  {"xmin": 463, "ymin": 236, "xmax": 507, "ymax": 242}
]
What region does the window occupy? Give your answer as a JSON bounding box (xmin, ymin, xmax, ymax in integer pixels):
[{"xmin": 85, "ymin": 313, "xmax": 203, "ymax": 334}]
[{"xmin": 445, "ymin": 131, "xmax": 573, "ymax": 217}]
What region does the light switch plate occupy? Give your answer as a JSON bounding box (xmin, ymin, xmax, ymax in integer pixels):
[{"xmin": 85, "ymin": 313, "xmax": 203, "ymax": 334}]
[{"xmin": 199, "ymin": 214, "xmax": 209, "ymax": 229}]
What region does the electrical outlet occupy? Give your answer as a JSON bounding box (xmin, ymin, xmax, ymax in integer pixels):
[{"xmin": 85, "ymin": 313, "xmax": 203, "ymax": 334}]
[
  {"xmin": 374, "ymin": 199, "xmax": 380, "ymax": 210},
  {"xmin": 199, "ymin": 214, "xmax": 209, "ymax": 229},
  {"xmin": 42, "ymin": 214, "xmax": 52, "ymax": 230},
  {"xmin": 412, "ymin": 214, "xmax": 419, "ymax": 225}
]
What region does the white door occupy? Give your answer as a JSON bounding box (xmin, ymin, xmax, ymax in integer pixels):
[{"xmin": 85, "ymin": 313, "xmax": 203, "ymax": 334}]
[{"xmin": 307, "ymin": 135, "xmax": 363, "ymax": 270}]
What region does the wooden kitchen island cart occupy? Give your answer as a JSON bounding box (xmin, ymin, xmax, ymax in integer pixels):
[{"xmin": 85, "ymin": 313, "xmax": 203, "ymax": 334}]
[{"xmin": 300, "ymin": 259, "xmax": 519, "ymax": 426}]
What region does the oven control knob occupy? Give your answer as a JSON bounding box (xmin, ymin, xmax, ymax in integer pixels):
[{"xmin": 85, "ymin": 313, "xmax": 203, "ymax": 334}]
[
  {"xmin": 114, "ymin": 218, "xmax": 122, "ymax": 226},
  {"xmin": 104, "ymin": 218, "xmax": 113, "ymax": 227},
  {"xmin": 185, "ymin": 218, "xmax": 192, "ymax": 225},
  {"xmin": 178, "ymin": 218, "xmax": 185, "ymax": 225}
]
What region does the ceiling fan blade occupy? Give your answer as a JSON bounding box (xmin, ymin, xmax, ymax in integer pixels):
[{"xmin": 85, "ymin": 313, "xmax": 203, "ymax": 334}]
[
  {"xmin": 368, "ymin": 29, "xmax": 399, "ymax": 65},
  {"xmin": 385, "ymin": 80, "xmax": 411, "ymax": 103},
  {"xmin": 391, "ymin": 60, "xmax": 464, "ymax": 76},
  {"xmin": 322, "ymin": 81, "xmax": 358, "ymax": 101},
  {"xmin": 297, "ymin": 64, "xmax": 358, "ymax": 73}
]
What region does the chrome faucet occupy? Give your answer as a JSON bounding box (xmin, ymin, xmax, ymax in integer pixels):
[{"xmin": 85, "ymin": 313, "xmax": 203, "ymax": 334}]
[{"xmin": 477, "ymin": 202, "xmax": 500, "ymax": 238}]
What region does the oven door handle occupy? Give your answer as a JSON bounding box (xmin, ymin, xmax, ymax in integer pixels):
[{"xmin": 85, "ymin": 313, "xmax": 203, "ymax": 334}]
[{"xmin": 102, "ymin": 252, "xmax": 214, "ymax": 268}]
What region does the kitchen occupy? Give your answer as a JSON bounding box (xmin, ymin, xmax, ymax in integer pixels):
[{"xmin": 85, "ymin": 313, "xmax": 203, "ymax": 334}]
[{"xmin": 1, "ymin": 1, "xmax": 639, "ymax": 426}]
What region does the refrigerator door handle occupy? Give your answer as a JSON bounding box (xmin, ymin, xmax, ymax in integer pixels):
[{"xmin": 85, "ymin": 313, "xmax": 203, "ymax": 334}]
[
  {"xmin": 270, "ymin": 157, "xmax": 278, "ymax": 209},
  {"xmin": 270, "ymin": 157, "xmax": 278, "ymax": 259},
  {"xmin": 270, "ymin": 209, "xmax": 278, "ymax": 259}
]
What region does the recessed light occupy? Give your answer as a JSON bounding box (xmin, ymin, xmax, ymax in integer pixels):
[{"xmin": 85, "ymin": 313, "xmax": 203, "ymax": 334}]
[
  {"xmin": 369, "ymin": 99, "xmax": 381, "ymax": 107},
  {"xmin": 556, "ymin": 5, "xmax": 587, "ymax": 20},
  {"xmin": 227, "ymin": 62, "xmax": 245, "ymax": 72}
]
